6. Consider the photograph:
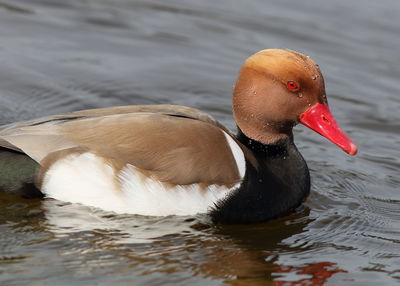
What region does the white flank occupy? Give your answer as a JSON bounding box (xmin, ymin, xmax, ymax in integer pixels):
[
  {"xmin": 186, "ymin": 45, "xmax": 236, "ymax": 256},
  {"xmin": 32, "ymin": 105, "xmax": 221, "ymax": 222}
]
[
  {"xmin": 42, "ymin": 153, "xmax": 127, "ymax": 211},
  {"xmin": 42, "ymin": 152, "xmax": 239, "ymax": 216},
  {"xmin": 223, "ymin": 131, "xmax": 246, "ymax": 178},
  {"xmin": 119, "ymin": 165, "xmax": 237, "ymax": 216}
]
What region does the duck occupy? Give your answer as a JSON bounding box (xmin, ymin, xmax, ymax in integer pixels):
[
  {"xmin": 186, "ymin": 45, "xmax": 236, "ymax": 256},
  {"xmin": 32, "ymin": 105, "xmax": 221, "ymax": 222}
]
[{"xmin": 0, "ymin": 49, "xmax": 357, "ymax": 224}]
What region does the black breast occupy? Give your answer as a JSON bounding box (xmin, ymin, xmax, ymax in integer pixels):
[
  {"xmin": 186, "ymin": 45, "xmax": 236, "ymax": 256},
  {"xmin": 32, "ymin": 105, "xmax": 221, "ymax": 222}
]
[{"xmin": 210, "ymin": 131, "xmax": 310, "ymax": 224}]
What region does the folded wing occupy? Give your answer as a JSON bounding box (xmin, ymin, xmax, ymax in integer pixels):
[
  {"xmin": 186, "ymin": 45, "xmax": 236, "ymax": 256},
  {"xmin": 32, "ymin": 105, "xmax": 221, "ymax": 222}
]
[{"xmin": 0, "ymin": 105, "xmax": 244, "ymax": 186}]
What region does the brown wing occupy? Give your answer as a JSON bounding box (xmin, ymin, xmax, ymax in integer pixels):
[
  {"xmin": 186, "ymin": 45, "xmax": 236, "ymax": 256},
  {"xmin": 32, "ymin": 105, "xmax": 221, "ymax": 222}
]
[
  {"xmin": 0, "ymin": 104, "xmax": 226, "ymax": 133},
  {"xmin": 0, "ymin": 105, "xmax": 244, "ymax": 186}
]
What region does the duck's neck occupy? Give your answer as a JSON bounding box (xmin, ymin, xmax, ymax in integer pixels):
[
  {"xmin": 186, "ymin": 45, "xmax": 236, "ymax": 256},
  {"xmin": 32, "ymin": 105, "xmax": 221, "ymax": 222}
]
[{"xmin": 210, "ymin": 129, "xmax": 310, "ymax": 224}]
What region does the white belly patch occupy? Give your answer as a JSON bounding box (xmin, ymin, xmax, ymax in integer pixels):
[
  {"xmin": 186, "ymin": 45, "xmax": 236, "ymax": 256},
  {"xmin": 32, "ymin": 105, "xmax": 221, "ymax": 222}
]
[{"xmin": 42, "ymin": 152, "xmax": 240, "ymax": 216}]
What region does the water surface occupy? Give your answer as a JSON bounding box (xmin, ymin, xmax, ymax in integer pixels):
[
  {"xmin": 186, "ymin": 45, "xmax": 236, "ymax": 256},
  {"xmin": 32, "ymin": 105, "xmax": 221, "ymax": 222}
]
[{"xmin": 0, "ymin": 0, "xmax": 399, "ymax": 285}]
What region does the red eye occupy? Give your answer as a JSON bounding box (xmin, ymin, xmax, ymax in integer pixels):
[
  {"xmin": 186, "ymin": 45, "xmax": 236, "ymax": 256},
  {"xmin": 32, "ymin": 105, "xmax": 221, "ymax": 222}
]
[{"xmin": 287, "ymin": 81, "xmax": 299, "ymax": 91}]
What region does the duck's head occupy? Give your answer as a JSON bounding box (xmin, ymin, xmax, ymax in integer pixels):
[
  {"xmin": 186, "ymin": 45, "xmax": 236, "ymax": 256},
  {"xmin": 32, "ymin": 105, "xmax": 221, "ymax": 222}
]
[{"xmin": 233, "ymin": 49, "xmax": 357, "ymax": 155}]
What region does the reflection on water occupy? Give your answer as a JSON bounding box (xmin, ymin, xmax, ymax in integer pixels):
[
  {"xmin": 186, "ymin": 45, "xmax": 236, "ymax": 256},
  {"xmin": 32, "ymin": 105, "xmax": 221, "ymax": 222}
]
[
  {"xmin": 2, "ymin": 195, "xmax": 315, "ymax": 285},
  {"xmin": 0, "ymin": 0, "xmax": 400, "ymax": 285}
]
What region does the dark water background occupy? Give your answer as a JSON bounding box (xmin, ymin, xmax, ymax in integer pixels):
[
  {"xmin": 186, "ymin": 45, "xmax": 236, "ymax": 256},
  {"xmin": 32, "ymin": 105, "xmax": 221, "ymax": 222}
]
[{"xmin": 0, "ymin": 0, "xmax": 399, "ymax": 285}]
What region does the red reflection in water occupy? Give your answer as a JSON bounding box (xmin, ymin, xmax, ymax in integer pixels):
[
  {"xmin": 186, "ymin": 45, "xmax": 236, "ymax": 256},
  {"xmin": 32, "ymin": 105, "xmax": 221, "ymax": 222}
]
[{"xmin": 273, "ymin": 262, "xmax": 347, "ymax": 286}]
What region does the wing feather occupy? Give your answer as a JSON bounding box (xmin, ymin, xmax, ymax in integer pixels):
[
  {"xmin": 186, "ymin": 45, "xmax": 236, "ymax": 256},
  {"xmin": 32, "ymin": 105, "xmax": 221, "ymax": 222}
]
[{"xmin": 0, "ymin": 105, "xmax": 244, "ymax": 186}]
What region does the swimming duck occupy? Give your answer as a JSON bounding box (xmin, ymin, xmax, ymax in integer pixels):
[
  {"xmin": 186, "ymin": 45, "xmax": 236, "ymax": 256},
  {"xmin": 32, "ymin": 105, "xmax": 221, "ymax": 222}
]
[{"xmin": 0, "ymin": 49, "xmax": 357, "ymax": 223}]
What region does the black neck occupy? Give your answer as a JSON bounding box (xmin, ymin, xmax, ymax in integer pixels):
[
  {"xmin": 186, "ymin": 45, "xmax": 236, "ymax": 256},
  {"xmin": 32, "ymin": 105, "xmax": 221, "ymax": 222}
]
[
  {"xmin": 236, "ymin": 129, "xmax": 291, "ymax": 156},
  {"xmin": 210, "ymin": 129, "xmax": 310, "ymax": 224}
]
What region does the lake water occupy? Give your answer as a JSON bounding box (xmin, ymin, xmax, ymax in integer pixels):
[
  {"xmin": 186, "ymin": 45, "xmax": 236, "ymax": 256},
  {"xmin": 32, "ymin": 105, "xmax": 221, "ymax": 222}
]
[{"xmin": 0, "ymin": 0, "xmax": 399, "ymax": 285}]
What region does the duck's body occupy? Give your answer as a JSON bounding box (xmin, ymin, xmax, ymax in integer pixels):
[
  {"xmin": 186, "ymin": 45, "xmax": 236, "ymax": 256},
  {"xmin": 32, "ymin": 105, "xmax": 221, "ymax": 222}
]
[{"xmin": 0, "ymin": 49, "xmax": 357, "ymax": 223}]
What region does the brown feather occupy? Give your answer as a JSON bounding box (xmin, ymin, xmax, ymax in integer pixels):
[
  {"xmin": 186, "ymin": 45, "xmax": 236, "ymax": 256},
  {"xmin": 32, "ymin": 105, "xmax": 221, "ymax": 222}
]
[{"xmin": 0, "ymin": 105, "xmax": 252, "ymax": 187}]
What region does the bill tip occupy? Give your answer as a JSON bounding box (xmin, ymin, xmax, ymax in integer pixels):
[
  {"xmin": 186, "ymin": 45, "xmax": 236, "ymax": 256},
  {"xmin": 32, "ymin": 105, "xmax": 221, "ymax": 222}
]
[{"xmin": 346, "ymin": 142, "xmax": 358, "ymax": 156}]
